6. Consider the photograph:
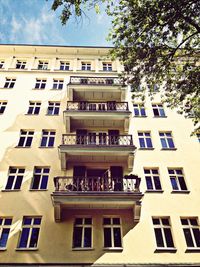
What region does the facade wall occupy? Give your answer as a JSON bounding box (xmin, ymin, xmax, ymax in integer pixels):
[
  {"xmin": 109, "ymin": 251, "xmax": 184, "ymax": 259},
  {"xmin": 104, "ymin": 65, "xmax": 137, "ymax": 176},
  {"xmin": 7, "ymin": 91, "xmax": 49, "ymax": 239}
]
[{"xmin": 0, "ymin": 44, "xmax": 199, "ymax": 266}]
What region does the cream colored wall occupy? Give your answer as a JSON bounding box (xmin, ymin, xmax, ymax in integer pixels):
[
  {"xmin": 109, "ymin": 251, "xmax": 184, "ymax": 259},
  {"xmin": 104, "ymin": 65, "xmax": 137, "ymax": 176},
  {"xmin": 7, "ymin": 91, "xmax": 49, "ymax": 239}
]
[{"xmin": 0, "ymin": 45, "xmax": 200, "ymax": 265}]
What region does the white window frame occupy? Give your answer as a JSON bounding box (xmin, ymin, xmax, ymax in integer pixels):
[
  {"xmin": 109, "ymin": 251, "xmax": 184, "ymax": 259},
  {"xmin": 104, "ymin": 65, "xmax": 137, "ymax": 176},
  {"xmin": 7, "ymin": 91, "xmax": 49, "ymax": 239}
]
[
  {"xmin": 138, "ymin": 131, "xmax": 153, "ymax": 148},
  {"xmin": 5, "ymin": 167, "xmax": 25, "ymax": 190},
  {"xmin": 52, "ymin": 79, "xmax": 63, "ymax": 89},
  {"xmin": 47, "ymin": 102, "xmax": 60, "ymax": 115},
  {"xmin": 0, "ymin": 217, "xmax": 12, "ymax": 249},
  {"xmin": 37, "ymin": 61, "xmax": 48, "ymax": 70},
  {"xmin": 17, "ymin": 217, "xmax": 42, "ymax": 249},
  {"xmin": 31, "ymin": 167, "xmax": 50, "ymax": 190},
  {"xmin": 17, "ymin": 130, "xmax": 34, "ymax": 147},
  {"xmin": 159, "ymin": 132, "xmax": 175, "ymax": 149},
  {"xmin": 40, "ymin": 130, "xmax": 55, "ymax": 147},
  {"xmin": 168, "ymin": 168, "xmax": 188, "ymax": 191},
  {"xmin": 103, "ymin": 217, "xmax": 122, "ymax": 248},
  {"xmin": 81, "ymin": 62, "xmax": 91, "ymax": 71},
  {"xmin": 103, "ymin": 62, "xmax": 112, "ymax": 71},
  {"xmin": 73, "ymin": 217, "xmax": 93, "ymax": 249},
  {"xmin": 4, "ymin": 78, "xmax": 16, "ymax": 88},
  {"xmin": 35, "ymin": 79, "xmax": 46, "ymax": 89},
  {"xmin": 27, "ymin": 101, "xmax": 41, "ymax": 115},
  {"xmin": 0, "ymin": 60, "xmax": 4, "ymax": 69},
  {"xmin": 152, "ymin": 104, "xmax": 166, "ymax": 117},
  {"xmin": 0, "ymin": 101, "xmax": 7, "ymax": 114},
  {"xmin": 60, "ymin": 61, "xmax": 70, "ymax": 70},
  {"xmin": 133, "ymin": 103, "xmax": 146, "ymax": 116},
  {"xmin": 181, "ymin": 218, "xmax": 200, "ymax": 249},
  {"xmin": 144, "ymin": 168, "xmax": 162, "ymax": 191},
  {"xmin": 16, "ymin": 60, "xmax": 26, "ymax": 69}
]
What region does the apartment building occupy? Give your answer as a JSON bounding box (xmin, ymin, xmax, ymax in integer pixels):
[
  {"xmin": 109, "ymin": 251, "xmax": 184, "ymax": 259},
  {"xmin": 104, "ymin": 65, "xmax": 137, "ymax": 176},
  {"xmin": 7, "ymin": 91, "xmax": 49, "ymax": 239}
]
[{"xmin": 0, "ymin": 44, "xmax": 199, "ymax": 266}]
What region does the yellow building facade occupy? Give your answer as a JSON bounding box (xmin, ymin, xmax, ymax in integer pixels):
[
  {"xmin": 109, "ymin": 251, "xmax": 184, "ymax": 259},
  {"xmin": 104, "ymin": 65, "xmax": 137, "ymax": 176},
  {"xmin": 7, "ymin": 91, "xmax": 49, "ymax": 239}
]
[{"xmin": 0, "ymin": 44, "xmax": 199, "ymax": 266}]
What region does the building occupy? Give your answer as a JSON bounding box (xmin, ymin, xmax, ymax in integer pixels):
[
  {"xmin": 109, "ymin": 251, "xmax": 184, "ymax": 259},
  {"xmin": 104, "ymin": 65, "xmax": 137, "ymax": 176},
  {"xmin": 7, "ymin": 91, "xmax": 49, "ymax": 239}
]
[{"xmin": 0, "ymin": 44, "xmax": 200, "ymax": 266}]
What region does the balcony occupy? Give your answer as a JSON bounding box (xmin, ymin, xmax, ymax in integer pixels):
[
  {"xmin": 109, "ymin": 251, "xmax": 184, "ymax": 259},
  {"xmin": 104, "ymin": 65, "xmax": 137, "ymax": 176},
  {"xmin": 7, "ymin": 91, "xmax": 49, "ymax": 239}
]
[
  {"xmin": 59, "ymin": 134, "xmax": 136, "ymax": 171},
  {"xmin": 64, "ymin": 101, "xmax": 131, "ymax": 132},
  {"xmin": 51, "ymin": 175, "xmax": 143, "ymax": 222},
  {"xmin": 69, "ymin": 76, "xmax": 123, "ymax": 86},
  {"xmin": 67, "ymin": 76, "xmax": 126, "ymax": 102}
]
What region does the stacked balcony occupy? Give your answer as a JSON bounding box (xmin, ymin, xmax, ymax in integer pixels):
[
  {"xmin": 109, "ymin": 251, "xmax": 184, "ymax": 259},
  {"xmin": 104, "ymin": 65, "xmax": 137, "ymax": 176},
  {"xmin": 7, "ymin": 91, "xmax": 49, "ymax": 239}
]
[{"xmin": 52, "ymin": 75, "xmax": 143, "ymax": 222}]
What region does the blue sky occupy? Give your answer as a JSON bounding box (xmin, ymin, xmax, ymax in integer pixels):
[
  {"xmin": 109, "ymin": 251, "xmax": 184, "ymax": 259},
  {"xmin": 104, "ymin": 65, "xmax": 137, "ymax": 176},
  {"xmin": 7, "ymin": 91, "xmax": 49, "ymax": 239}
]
[{"xmin": 0, "ymin": 0, "xmax": 113, "ymax": 46}]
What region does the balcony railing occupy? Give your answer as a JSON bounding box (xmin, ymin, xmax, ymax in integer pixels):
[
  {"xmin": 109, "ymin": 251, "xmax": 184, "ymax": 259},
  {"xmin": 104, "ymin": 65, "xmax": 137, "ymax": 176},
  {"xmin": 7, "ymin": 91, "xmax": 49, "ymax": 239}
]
[
  {"xmin": 54, "ymin": 176, "xmax": 141, "ymax": 193},
  {"xmin": 69, "ymin": 76, "xmax": 123, "ymax": 86},
  {"xmin": 62, "ymin": 134, "xmax": 133, "ymax": 146},
  {"xmin": 66, "ymin": 101, "xmax": 129, "ymax": 112}
]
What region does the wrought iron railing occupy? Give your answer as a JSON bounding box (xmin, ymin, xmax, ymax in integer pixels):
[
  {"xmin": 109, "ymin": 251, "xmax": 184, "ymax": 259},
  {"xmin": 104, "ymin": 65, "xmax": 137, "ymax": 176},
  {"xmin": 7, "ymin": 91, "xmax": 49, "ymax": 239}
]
[
  {"xmin": 54, "ymin": 176, "xmax": 141, "ymax": 192},
  {"xmin": 66, "ymin": 101, "xmax": 129, "ymax": 111},
  {"xmin": 62, "ymin": 134, "xmax": 133, "ymax": 146},
  {"xmin": 69, "ymin": 76, "xmax": 123, "ymax": 86}
]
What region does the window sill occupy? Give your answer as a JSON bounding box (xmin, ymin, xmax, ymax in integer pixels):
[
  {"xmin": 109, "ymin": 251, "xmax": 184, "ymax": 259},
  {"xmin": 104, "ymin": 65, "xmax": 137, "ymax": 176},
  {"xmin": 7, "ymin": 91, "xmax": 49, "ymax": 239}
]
[
  {"xmin": 185, "ymin": 248, "xmax": 200, "ymax": 253},
  {"xmin": 32, "ymin": 88, "xmax": 45, "ymax": 90},
  {"xmin": 153, "ymin": 116, "xmax": 167, "ymax": 118},
  {"xmin": 31, "ymin": 68, "xmax": 50, "ymax": 71},
  {"xmin": 0, "ymin": 87, "xmax": 14, "ymax": 89},
  {"xmin": 2, "ymin": 189, "xmax": 21, "ymax": 192},
  {"xmin": 78, "ymin": 70, "xmax": 95, "ymax": 72},
  {"xmin": 133, "ymin": 115, "xmax": 147, "ymax": 118},
  {"xmin": 54, "ymin": 69, "xmax": 72, "ymax": 72},
  {"xmin": 38, "ymin": 146, "xmax": 55, "ymax": 148},
  {"xmin": 29, "ymin": 189, "xmax": 48, "ymax": 191},
  {"xmin": 161, "ymin": 148, "xmax": 177, "ymax": 151},
  {"xmin": 15, "ymin": 146, "xmax": 32, "ymax": 148},
  {"xmin": 99, "ymin": 70, "xmax": 117, "ymax": 73},
  {"xmin": 171, "ymin": 190, "xmax": 190, "ymax": 194},
  {"xmin": 145, "ymin": 190, "xmax": 164, "ymax": 193},
  {"xmin": 25, "ymin": 114, "xmax": 39, "ymax": 116},
  {"xmin": 139, "ymin": 147, "xmax": 154, "ymax": 150},
  {"xmin": 0, "ymin": 248, "xmax": 7, "ymax": 251},
  {"xmin": 9, "ymin": 68, "xmax": 28, "ymax": 71},
  {"xmin": 46, "ymin": 114, "xmax": 60, "ymax": 116},
  {"xmin": 49, "ymin": 88, "xmax": 63, "ymax": 90},
  {"xmin": 72, "ymin": 248, "xmax": 94, "ymax": 251},
  {"xmin": 16, "ymin": 248, "xmax": 38, "ymax": 251},
  {"xmin": 103, "ymin": 247, "xmax": 123, "ymax": 251},
  {"xmin": 154, "ymin": 248, "xmax": 177, "ymax": 253}
]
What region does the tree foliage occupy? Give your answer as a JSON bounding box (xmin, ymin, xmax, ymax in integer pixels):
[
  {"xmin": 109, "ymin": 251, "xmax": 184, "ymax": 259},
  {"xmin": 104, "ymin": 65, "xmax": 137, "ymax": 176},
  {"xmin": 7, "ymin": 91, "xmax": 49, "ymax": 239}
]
[{"xmin": 50, "ymin": 0, "xmax": 200, "ymax": 131}]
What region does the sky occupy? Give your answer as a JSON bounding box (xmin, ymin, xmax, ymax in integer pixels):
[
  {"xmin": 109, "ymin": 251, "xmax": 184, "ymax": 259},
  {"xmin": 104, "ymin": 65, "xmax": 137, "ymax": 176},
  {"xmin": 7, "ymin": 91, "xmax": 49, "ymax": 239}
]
[{"xmin": 0, "ymin": 0, "xmax": 113, "ymax": 47}]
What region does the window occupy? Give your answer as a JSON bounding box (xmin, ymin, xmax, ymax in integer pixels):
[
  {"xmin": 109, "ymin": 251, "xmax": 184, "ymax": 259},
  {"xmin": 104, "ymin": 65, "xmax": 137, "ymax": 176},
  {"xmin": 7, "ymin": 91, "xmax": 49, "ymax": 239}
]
[
  {"xmin": 152, "ymin": 217, "xmax": 175, "ymax": 249},
  {"xmin": 144, "ymin": 168, "xmax": 162, "ymax": 191},
  {"xmin": 31, "ymin": 167, "xmax": 49, "ymax": 190},
  {"xmin": 47, "ymin": 102, "xmax": 60, "ymax": 115},
  {"xmin": 81, "ymin": 62, "xmax": 91, "ymax": 71},
  {"xmin": 4, "ymin": 78, "xmax": 16, "ymax": 88},
  {"xmin": 27, "ymin": 101, "xmax": 41, "ymax": 115},
  {"xmin": 0, "ymin": 61, "xmax": 4, "ymax": 69},
  {"xmin": 40, "ymin": 130, "xmax": 55, "ymax": 147},
  {"xmin": 168, "ymin": 168, "xmax": 188, "ymax": 192},
  {"xmin": 34, "ymin": 79, "xmax": 46, "ymax": 89},
  {"xmin": 133, "ymin": 103, "xmax": 146, "ymax": 116},
  {"xmin": 138, "ymin": 132, "xmax": 153, "ymax": 148},
  {"xmin": 5, "ymin": 167, "xmax": 25, "ymax": 190},
  {"xmin": 103, "ymin": 217, "xmax": 122, "ymax": 248},
  {"xmin": 73, "ymin": 218, "xmax": 92, "ymax": 248},
  {"xmin": 159, "ymin": 132, "xmax": 175, "ymax": 149},
  {"xmin": 181, "ymin": 218, "xmax": 200, "ymax": 249},
  {"xmin": 152, "ymin": 104, "xmax": 166, "ymax": 117},
  {"xmin": 17, "ymin": 130, "xmax": 34, "ymax": 147},
  {"xmin": 103, "ymin": 62, "xmax": 112, "ymax": 71},
  {"xmin": 148, "ymin": 84, "xmax": 159, "ymax": 92},
  {"xmin": 18, "ymin": 217, "xmax": 42, "ymax": 249},
  {"xmin": 16, "ymin": 60, "xmax": 26, "ymax": 69},
  {"xmin": 60, "ymin": 61, "xmax": 70, "ymax": 70},
  {"xmin": 52, "ymin": 79, "xmax": 63, "ymax": 90},
  {"xmin": 0, "ymin": 217, "xmax": 12, "ymax": 249},
  {"xmin": 37, "ymin": 61, "xmax": 48, "ymax": 70},
  {"xmin": 0, "ymin": 101, "xmax": 7, "ymax": 114}
]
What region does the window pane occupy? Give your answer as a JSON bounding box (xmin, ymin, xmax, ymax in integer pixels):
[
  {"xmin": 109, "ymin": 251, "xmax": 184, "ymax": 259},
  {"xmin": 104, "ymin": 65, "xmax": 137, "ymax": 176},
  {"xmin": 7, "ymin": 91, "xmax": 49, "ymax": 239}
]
[
  {"xmin": 161, "ymin": 138, "xmax": 167, "ymax": 148},
  {"xmin": 184, "ymin": 229, "xmax": 194, "ymax": 247},
  {"xmin": 73, "ymin": 227, "xmax": 82, "ymax": 247},
  {"xmin": 103, "ymin": 218, "xmax": 111, "ymax": 225},
  {"xmin": 41, "ymin": 137, "xmax": 47, "ymax": 147},
  {"xmin": 170, "ymin": 177, "xmax": 178, "ymax": 190},
  {"xmin": 24, "ymin": 217, "xmax": 32, "ymax": 225},
  {"xmin": 114, "ymin": 227, "xmax": 122, "ymax": 247},
  {"xmin": 154, "ymin": 176, "xmax": 162, "ymax": 190},
  {"xmin": 178, "ymin": 176, "xmax": 187, "ymax": 190},
  {"xmin": 153, "ymin": 109, "xmax": 159, "ymax": 116},
  {"xmin": 146, "ymin": 138, "xmax": 153, "ymax": 148},
  {"xmin": 104, "ymin": 228, "xmax": 112, "ymax": 247},
  {"xmin": 34, "ymin": 218, "xmax": 41, "ymax": 225},
  {"xmin": 146, "ymin": 177, "xmax": 153, "ymax": 190},
  {"xmin": 84, "ymin": 227, "xmax": 91, "ymax": 247},
  {"xmin": 193, "ymin": 229, "xmax": 200, "ymax": 247},
  {"xmin": 164, "ymin": 228, "xmax": 174, "ymax": 247},
  {"xmin": 15, "ymin": 176, "xmax": 23, "ymax": 189},
  {"xmin": 32, "ymin": 175, "xmax": 40, "ymax": 189},
  {"xmin": 40, "ymin": 175, "xmax": 48, "ymax": 189},
  {"xmin": 85, "ymin": 218, "xmax": 92, "ymax": 224},
  {"xmin": 139, "ymin": 138, "xmax": 145, "ymax": 148},
  {"xmin": 0, "ymin": 229, "xmax": 10, "ymax": 247},
  {"xmin": 5, "ymin": 176, "xmax": 14, "ymax": 190},
  {"xmin": 75, "ymin": 218, "xmax": 82, "ymax": 224},
  {"xmin": 141, "ymin": 108, "xmax": 146, "ymax": 116},
  {"xmin": 29, "ymin": 228, "xmax": 39, "ymax": 248},
  {"xmin": 154, "ymin": 228, "xmax": 164, "ymax": 247},
  {"xmin": 4, "ymin": 219, "xmax": 12, "ymax": 225},
  {"xmin": 113, "ymin": 218, "xmax": 120, "ymax": 225},
  {"xmin": 168, "ymin": 138, "xmax": 175, "ymax": 148},
  {"xmin": 19, "ymin": 228, "xmax": 30, "ymax": 248}
]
